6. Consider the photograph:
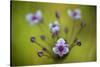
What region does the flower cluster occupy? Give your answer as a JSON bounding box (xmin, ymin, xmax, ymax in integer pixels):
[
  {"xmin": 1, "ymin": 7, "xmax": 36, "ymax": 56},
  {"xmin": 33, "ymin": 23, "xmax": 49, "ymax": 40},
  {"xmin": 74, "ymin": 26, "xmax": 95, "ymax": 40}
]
[{"xmin": 26, "ymin": 8, "xmax": 86, "ymax": 59}]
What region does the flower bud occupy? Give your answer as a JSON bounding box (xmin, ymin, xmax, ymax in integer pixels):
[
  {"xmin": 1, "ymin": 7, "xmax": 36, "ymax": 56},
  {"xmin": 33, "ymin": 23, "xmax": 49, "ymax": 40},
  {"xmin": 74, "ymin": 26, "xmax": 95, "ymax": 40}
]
[
  {"xmin": 42, "ymin": 47, "xmax": 47, "ymax": 51},
  {"xmin": 81, "ymin": 21, "xmax": 86, "ymax": 28},
  {"xmin": 40, "ymin": 35, "xmax": 46, "ymax": 40},
  {"xmin": 30, "ymin": 36, "xmax": 35, "ymax": 43},
  {"xmin": 74, "ymin": 38, "xmax": 81, "ymax": 46},
  {"xmin": 37, "ymin": 51, "xmax": 43, "ymax": 57},
  {"xmin": 55, "ymin": 11, "xmax": 60, "ymax": 19}
]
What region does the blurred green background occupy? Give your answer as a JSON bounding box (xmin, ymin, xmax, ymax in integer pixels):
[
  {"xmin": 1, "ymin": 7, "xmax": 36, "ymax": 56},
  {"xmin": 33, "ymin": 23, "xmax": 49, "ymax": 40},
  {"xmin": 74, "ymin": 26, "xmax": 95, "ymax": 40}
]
[{"xmin": 11, "ymin": 1, "xmax": 96, "ymax": 66}]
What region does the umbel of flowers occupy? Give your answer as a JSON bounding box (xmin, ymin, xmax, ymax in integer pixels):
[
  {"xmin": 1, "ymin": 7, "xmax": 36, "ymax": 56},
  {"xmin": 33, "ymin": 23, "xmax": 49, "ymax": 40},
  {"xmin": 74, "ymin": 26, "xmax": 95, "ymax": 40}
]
[{"xmin": 26, "ymin": 9, "xmax": 86, "ymax": 59}]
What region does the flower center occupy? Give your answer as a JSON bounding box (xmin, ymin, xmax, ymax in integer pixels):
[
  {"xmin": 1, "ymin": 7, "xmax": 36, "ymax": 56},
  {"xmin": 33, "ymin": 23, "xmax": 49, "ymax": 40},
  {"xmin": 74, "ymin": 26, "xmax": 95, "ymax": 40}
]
[
  {"xmin": 32, "ymin": 16, "xmax": 38, "ymax": 20},
  {"xmin": 73, "ymin": 12, "xmax": 77, "ymax": 17},
  {"xmin": 52, "ymin": 24, "xmax": 56, "ymax": 27},
  {"xmin": 58, "ymin": 46, "xmax": 64, "ymax": 52}
]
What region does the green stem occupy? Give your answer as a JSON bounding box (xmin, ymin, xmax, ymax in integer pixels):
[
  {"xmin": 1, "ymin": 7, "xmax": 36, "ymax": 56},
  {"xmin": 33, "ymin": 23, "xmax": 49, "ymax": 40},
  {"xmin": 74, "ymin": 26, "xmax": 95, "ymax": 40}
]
[
  {"xmin": 43, "ymin": 54, "xmax": 52, "ymax": 58},
  {"xmin": 34, "ymin": 41, "xmax": 52, "ymax": 56},
  {"xmin": 75, "ymin": 27, "xmax": 83, "ymax": 37},
  {"xmin": 39, "ymin": 22, "xmax": 52, "ymax": 42},
  {"xmin": 69, "ymin": 43, "xmax": 76, "ymax": 51},
  {"xmin": 69, "ymin": 20, "xmax": 76, "ymax": 44},
  {"xmin": 70, "ymin": 24, "xmax": 84, "ymax": 46}
]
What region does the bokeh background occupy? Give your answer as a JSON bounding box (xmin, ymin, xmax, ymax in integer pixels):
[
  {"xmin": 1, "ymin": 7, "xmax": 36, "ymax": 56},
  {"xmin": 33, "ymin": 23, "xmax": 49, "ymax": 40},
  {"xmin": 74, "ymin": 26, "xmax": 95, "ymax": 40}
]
[{"xmin": 11, "ymin": 1, "xmax": 96, "ymax": 66}]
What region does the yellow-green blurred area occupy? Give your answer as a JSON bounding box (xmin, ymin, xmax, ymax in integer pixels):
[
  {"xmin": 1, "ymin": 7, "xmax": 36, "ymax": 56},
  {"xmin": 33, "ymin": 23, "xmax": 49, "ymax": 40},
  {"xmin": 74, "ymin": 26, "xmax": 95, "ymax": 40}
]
[{"xmin": 11, "ymin": 1, "xmax": 96, "ymax": 66}]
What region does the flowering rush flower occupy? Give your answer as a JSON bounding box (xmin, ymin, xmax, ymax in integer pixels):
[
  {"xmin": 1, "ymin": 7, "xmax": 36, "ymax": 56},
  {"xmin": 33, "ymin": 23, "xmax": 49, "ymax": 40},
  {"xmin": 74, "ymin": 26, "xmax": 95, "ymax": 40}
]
[
  {"xmin": 53, "ymin": 38, "xmax": 69, "ymax": 57},
  {"xmin": 26, "ymin": 10, "xmax": 42, "ymax": 25},
  {"xmin": 49, "ymin": 21, "xmax": 60, "ymax": 35},
  {"xmin": 67, "ymin": 9, "xmax": 81, "ymax": 20}
]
